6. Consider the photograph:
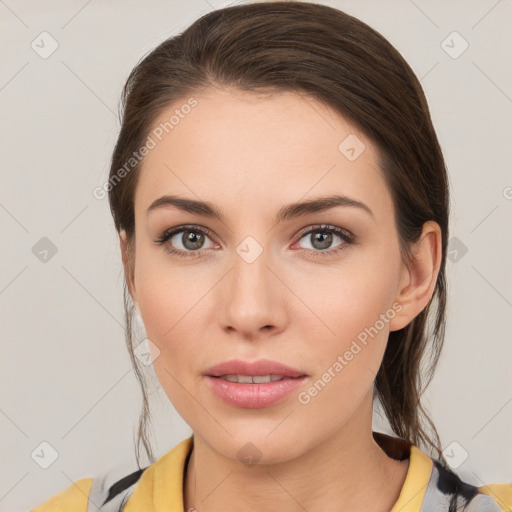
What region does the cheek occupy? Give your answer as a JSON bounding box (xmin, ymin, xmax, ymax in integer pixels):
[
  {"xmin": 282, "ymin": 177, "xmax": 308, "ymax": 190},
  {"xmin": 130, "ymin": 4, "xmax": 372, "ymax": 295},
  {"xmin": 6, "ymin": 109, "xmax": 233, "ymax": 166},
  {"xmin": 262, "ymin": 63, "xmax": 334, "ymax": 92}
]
[
  {"xmin": 138, "ymin": 272, "xmax": 206, "ymax": 414},
  {"xmin": 293, "ymin": 286, "xmax": 394, "ymax": 428},
  {"xmin": 304, "ymin": 251, "xmax": 399, "ymax": 347},
  {"xmin": 134, "ymin": 242, "xmax": 207, "ymax": 341},
  {"xmin": 133, "ymin": 249, "xmax": 213, "ymax": 401},
  {"xmin": 295, "ymin": 251, "xmax": 399, "ymax": 398},
  {"xmin": 137, "ymin": 272, "xmax": 207, "ymax": 361}
]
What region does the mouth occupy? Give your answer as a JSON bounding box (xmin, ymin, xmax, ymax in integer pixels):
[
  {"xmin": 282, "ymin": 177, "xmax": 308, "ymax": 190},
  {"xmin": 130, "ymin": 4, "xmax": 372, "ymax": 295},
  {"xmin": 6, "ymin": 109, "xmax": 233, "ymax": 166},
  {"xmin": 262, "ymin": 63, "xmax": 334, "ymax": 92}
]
[
  {"xmin": 204, "ymin": 358, "xmax": 308, "ymax": 380},
  {"xmin": 205, "ymin": 374, "xmax": 308, "ymax": 408},
  {"xmin": 211, "ymin": 374, "xmax": 304, "ymax": 383}
]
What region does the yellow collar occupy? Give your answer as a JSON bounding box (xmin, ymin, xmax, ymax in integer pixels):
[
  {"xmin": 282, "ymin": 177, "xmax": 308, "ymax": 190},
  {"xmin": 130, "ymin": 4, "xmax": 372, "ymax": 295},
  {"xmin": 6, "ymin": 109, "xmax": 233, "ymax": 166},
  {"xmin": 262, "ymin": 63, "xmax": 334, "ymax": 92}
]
[
  {"xmin": 125, "ymin": 434, "xmax": 433, "ymax": 512},
  {"xmin": 390, "ymin": 445, "xmax": 433, "ymax": 512}
]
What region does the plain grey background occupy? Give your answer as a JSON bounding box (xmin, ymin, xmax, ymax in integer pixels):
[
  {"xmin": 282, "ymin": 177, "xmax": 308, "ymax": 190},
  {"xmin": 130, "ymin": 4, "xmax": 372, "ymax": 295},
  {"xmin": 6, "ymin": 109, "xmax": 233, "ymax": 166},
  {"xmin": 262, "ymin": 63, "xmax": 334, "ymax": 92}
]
[{"xmin": 0, "ymin": 1, "xmax": 511, "ymax": 511}]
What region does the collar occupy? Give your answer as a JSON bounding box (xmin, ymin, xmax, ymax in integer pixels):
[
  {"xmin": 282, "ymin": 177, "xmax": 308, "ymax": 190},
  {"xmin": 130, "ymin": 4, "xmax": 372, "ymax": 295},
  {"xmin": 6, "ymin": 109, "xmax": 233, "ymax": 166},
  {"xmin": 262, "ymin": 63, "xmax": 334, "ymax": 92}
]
[{"xmin": 125, "ymin": 432, "xmax": 433, "ymax": 512}]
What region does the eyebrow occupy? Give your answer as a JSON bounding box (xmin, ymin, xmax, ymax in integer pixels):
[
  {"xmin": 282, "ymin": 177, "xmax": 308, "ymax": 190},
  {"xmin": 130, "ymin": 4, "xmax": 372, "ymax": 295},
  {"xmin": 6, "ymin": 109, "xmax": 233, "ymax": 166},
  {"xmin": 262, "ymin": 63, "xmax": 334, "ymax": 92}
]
[{"xmin": 146, "ymin": 194, "xmax": 374, "ymax": 223}]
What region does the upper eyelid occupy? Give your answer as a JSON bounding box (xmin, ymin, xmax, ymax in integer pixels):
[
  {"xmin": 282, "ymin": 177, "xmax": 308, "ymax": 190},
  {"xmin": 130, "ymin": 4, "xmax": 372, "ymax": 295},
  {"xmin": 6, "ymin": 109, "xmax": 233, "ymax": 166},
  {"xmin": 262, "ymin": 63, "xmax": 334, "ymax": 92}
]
[
  {"xmin": 163, "ymin": 224, "xmax": 217, "ymax": 241},
  {"xmin": 297, "ymin": 224, "xmax": 352, "ymax": 237}
]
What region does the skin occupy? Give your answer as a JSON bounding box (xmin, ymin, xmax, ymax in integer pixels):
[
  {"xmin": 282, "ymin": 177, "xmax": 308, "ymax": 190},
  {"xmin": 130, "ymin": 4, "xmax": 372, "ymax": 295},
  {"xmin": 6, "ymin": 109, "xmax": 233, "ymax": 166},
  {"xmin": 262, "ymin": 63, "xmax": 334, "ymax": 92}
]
[{"xmin": 120, "ymin": 87, "xmax": 442, "ymax": 512}]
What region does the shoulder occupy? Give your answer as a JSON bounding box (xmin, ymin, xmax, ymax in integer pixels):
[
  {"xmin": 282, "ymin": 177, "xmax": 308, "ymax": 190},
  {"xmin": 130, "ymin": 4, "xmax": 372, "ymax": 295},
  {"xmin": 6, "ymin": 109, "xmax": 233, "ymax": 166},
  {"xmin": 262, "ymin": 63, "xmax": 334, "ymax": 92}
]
[
  {"xmin": 426, "ymin": 459, "xmax": 512, "ymax": 512},
  {"xmin": 475, "ymin": 482, "xmax": 512, "ymax": 511},
  {"xmin": 30, "ymin": 462, "xmax": 148, "ymax": 512},
  {"xmin": 30, "ymin": 477, "xmax": 94, "ymax": 512},
  {"xmin": 30, "ymin": 437, "xmax": 193, "ymax": 512}
]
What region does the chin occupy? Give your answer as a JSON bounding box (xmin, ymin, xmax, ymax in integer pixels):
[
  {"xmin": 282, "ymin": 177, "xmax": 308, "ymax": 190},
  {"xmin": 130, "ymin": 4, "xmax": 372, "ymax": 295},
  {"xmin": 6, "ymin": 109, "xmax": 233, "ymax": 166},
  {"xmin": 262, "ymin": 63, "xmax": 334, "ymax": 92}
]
[{"xmin": 202, "ymin": 425, "xmax": 308, "ymax": 466}]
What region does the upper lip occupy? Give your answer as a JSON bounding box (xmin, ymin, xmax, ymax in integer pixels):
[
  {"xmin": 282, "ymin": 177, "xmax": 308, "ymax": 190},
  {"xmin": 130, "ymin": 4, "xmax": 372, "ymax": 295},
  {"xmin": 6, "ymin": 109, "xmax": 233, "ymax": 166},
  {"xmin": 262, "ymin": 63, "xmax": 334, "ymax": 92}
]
[{"xmin": 204, "ymin": 358, "xmax": 307, "ymax": 378}]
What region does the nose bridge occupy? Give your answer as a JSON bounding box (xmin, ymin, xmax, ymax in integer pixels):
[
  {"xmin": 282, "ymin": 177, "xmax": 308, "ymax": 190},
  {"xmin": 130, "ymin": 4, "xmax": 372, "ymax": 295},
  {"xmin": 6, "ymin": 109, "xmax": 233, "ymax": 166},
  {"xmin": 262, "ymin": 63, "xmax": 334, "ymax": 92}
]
[
  {"xmin": 219, "ymin": 233, "xmax": 284, "ymax": 334},
  {"xmin": 231, "ymin": 235, "xmax": 272, "ymax": 307}
]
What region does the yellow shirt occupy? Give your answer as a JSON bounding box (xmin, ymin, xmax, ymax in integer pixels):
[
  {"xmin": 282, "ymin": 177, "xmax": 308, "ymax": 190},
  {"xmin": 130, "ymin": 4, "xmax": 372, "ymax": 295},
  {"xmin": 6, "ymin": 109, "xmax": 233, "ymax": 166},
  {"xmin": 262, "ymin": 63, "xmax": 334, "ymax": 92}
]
[{"xmin": 31, "ymin": 433, "xmax": 512, "ymax": 512}]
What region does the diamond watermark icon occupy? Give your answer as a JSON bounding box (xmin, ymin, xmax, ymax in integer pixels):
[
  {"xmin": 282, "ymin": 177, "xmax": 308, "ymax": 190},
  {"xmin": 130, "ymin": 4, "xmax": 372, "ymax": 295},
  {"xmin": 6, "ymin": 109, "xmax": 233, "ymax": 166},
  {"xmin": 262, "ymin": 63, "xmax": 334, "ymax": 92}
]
[
  {"xmin": 447, "ymin": 236, "xmax": 468, "ymax": 263},
  {"xmin": 134, "ymin": 338, "xmax": 161, "ymax": 366},
  {"xmin": 31, "ymin": 31, "xmax": 59, "ymax": 59},
  {"xmin": 442, "ymin": 441, "xmax": 469, "ymax": 469},
  {"xmin": 32, "ymin": 237, "xmax": 58, "ymax": 263},
  {"xmin": 236, "ymin": 236, "xmax": 263, "ymax": 264},
  {"xmin": 338, "ymin": 134, "xmax": 366, "ymax": 161},
  {"xmin": 31, "ymin": 441, "xmax": 59, "ymax": 469},
  {"xmin": 236, "ymin": 442, "xmax": 262, "ymax": 468},
  {"xmin": 441, "ymin": 31, "xmax": 468, "ymax": 59}
]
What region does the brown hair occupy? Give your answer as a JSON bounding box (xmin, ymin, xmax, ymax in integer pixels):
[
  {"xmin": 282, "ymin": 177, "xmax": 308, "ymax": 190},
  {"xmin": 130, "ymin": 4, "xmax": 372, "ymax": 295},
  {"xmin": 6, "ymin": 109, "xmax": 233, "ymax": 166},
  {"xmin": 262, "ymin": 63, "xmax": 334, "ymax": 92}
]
[{"xmin": 108, "ymin": 0, "xmax": 449, "ymax": 468}]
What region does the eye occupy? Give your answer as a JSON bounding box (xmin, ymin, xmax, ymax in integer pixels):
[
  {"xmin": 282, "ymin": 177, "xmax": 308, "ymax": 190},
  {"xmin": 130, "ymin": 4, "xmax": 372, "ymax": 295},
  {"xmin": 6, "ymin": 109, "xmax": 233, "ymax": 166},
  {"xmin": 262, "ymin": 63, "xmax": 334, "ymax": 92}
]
[
  {"xmin": 154, "ymin": 223, "xmax": 355, "ymax": 260},
  {"xmin": 153, "ymin": 225, "xmax": 216, "ymax": 259},
  {"xmin": 294, "ymin": 224, "xmax": 355, "ymax": 258}
]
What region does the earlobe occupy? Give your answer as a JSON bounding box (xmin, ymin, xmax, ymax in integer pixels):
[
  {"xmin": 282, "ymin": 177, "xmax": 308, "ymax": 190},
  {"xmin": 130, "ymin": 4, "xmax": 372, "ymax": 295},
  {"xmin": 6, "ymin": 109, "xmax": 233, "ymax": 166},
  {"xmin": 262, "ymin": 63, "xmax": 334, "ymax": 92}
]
[
  {"xmin": 119, "ymin": 229, "xmax": 137, "ymax": 302},
  {"xmin": 389, "ymin": 221, "xmax": 442, "ymax": 332}
]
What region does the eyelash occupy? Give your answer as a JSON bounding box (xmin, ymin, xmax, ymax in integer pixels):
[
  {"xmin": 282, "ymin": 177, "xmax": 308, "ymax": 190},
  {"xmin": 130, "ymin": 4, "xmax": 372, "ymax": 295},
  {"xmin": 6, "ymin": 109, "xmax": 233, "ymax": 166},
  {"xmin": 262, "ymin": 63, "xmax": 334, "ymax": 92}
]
[{"xmin": 153, "ymin": 224, "xmax": 356, "ymax": 260}]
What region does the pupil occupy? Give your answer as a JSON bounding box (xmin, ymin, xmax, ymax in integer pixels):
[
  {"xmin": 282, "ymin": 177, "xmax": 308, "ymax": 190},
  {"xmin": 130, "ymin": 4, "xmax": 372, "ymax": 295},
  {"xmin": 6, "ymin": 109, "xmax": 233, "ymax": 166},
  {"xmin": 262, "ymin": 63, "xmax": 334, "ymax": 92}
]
[
  {"xmin": 313, "ymin": 231, "xmax": 332, "ymax": 250},
  {"xmin": 184, "ymin": 231, "xmax": 203, "ymax": 250}
]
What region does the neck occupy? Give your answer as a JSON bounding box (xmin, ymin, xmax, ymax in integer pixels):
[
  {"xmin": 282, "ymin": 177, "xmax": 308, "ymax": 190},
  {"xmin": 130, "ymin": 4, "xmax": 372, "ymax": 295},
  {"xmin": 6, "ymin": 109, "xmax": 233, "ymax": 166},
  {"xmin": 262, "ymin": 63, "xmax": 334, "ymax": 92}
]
[{"xmin": 183, "ymin": 399, "xmax": 409, "ymax": 512}]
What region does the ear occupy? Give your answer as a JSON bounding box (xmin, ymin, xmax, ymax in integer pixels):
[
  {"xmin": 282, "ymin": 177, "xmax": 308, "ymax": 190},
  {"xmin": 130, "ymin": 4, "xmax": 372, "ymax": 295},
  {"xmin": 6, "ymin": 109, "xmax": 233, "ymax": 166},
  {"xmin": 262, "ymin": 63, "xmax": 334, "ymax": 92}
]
[
  {"xmin": 389, "ymin": 221, "xmax": 443, "ymax": 332},
  {"xmin": 119, "ymin": 229, "xmax": 137, "ymax": 303}
]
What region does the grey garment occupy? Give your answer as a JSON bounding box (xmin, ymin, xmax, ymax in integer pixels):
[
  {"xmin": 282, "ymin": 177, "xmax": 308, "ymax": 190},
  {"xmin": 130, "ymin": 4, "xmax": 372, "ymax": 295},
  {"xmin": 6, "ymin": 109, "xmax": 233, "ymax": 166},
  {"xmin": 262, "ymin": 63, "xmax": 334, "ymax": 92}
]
[
  {"xmin": 420, "ymin": 460, "xmax": 505, "ymax": 512},
  {"xmin": 86, "ymin": 459, "xmax": 147, "ymax": 512},
  {"xmin": 84, "ymin": 453, "xmax": 505, "ymax": 512}
]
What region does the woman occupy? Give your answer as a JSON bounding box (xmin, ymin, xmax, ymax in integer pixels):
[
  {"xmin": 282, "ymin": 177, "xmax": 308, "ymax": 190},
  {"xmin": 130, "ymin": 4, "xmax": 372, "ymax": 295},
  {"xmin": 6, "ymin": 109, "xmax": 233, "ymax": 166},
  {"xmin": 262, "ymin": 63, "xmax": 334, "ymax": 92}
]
[{"xmin": 32, "ymin": 1, "xmax": 512, "ymax": 511}]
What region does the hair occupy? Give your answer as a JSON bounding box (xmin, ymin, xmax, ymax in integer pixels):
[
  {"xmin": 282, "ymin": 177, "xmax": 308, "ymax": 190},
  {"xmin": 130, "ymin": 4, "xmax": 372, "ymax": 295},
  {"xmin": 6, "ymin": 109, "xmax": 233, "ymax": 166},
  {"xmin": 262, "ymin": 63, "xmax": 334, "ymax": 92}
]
[{"xmin": 108, "ymin": 0, "xmax": 450, "ymax": 471}]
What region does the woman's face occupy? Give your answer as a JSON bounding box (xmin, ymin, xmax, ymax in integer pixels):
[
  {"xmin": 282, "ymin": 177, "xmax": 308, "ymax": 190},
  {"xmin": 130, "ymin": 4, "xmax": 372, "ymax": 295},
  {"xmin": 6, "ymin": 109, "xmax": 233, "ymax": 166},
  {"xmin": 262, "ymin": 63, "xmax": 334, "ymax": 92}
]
[{"xmin": 127, "ymin": 87, "xmax": 410, "ymax": 463}]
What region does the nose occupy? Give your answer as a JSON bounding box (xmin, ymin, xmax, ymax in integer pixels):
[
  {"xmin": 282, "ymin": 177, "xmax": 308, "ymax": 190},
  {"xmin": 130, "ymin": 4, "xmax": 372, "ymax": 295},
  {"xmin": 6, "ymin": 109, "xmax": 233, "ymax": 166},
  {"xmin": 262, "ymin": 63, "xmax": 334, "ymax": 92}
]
[{"xmin": 217, "ymin": 242, "xmax": 287, "ymax": 339}]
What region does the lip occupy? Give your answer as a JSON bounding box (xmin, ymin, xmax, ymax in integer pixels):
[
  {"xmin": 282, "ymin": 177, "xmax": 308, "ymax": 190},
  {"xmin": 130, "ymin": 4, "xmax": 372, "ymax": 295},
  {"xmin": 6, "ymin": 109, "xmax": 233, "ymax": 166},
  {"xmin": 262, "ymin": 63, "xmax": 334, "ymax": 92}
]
[
  {"xmin": 203, "ymin": 358, "xmax": 307, "ymax": 378},
  {"xmin": 205, "ymin": 375, "xmax": 308, "ymax": 408},
  {"xmin": 203, "ymin": 358, "xmax": 308, "ymax": 409}
]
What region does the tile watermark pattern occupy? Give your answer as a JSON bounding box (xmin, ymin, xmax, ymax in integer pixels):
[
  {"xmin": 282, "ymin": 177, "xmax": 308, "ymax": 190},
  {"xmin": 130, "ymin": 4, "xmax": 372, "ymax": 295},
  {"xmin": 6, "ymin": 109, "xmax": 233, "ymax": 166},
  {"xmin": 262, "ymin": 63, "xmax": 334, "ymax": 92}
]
[{"xmin": 1, "ymin": 2, "xmax": 510, "ymax": 511}]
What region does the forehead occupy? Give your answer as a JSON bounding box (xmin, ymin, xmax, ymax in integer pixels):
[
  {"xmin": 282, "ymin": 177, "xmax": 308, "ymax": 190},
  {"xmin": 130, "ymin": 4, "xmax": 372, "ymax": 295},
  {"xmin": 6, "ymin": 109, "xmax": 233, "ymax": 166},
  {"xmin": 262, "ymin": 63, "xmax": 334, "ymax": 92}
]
[{"xmin": 134, "ymin": 87, "xmax": 391, "ymax": 222}]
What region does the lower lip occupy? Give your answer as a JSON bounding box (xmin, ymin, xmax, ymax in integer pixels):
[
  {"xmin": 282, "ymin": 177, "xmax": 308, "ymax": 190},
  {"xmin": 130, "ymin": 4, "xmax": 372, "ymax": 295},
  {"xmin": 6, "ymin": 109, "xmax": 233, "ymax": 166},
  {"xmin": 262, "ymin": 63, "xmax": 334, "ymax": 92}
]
[{"xmin": 205, "ymin": 376, "xmax": 307, "ymax": 408}]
